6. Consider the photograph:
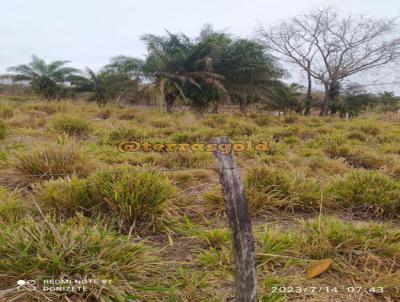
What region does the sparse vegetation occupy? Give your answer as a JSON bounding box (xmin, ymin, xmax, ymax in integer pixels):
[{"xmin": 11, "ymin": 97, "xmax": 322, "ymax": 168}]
[
  {"xmin": 0, "ymin": 216, "xmax": 160, "ymax": 302},
  {"xmin": 1, "ymin": 7, "xmax": 400, "ymax": 300}
]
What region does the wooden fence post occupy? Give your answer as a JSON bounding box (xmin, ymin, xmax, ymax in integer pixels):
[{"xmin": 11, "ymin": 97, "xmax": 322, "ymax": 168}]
[{"xmin": 210, "ymin": 137, "xmax": 257, "ymax": 302}]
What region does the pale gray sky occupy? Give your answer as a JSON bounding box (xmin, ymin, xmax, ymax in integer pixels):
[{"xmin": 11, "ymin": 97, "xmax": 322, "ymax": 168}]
[{"xmin": 1, "ymin": 0, "xmax": 400, "ymax": 91}]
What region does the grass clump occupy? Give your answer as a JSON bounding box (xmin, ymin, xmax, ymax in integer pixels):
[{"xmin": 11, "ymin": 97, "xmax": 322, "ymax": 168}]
[
  {"xmin": 89, "ymin": 169, "xmax": 176, "ymax": 233},
  {"xmin": 27, "ymin": 102, "xmax": 64, "ymax": 115},
  {"xmin": 326, "ymin": 170, "xmax": 400, "ymax": 218},
  {"xmin": 356, "ymin": 121, "xmax": 381, "ymax": 136},
  {"xmin": 323, "ymin": 136, "xmax": 352, "ymax": 158},
  {"xmin": 34, "ymin": 176, "xmax": 93, "ymax": 217},
  {"xmin": 0, "ymin": 216, "xmax": 159, "ymax": 302},
  {"xmin": 52, "ymin": 114, "xmax": 91, "ymax": 137},
  {"xmin": 226, "ymin": 121, "xmax": 258, "ymax": 137},
  {"xmin": 0, "ymin": 105, "xmax": 14, "ymax": 119},
  {"xmin": 118, "ymin": 109, "xmax": 137, "ymax": 120},
  {"xmin": 0, "ymin": 121, "xmax": 6, "ymax": 139},
  {"xmin": 8, "ymin": 145, "xmax": 96, "ymax": 182},
  {"xmin": 245, "ymin": 165, "xmax": 321, "ymax": 213},
  {"xmin": 161, "ymin": 151, "xmax": 213, "ymax": 169},
  {"xmin": 97, "ymin": 108, "xmax": 112, "ymax": 119},
  {"xmin": 345, "ymin": 148, "xmax": 388, "ymax": 169},
  {"xmin": 101, "ymin": 127, "xmax": 145, "ymax": 145},
  {"xmin": 0, "ymin": 187, "xmax": 31, "ymax": 223},
  {"xmin": 36, "ymin": 168, "xmax": 176, "ymax": 234}
]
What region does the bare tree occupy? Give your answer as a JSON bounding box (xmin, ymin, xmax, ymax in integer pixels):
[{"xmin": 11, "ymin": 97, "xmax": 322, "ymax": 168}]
[{"xmin": 259, "ymin": 7, "xmax": 400, "ymax": 115}]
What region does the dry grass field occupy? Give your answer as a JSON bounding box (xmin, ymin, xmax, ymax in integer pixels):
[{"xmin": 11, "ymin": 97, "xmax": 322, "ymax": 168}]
[{"xmin": 0, "ymin": 98, "xmax": 400, "ymax": 301}]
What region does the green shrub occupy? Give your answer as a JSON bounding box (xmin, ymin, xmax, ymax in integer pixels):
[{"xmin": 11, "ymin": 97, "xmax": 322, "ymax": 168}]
[
  {"xmin": 52, "ymin": 114, "xmax": 91, "ymax": 137},
  {"xmin": 245, "ymin": 166, "xmax": 321, "ymax": 213},
  {"xmin": 0, "ymin": 216, "xmax": 158, "ymax": 301},
  {"xmin": 326, "ymin": 171, "xmax": 400, "ymax": 217}
]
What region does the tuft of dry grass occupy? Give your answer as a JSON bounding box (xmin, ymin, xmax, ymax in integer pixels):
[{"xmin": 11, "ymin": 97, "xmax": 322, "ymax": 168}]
[
  {"xmin": 0, "ymin": 105, "xmax": 14, "ymax": 119},
  {"xmin": 6, "ymin": 144, "xmax": 97, "ymax": 183},
  {"xmin": 0, "ymin": 187, "xmax": 32, "ymax": 223},
  {"xmin": 326, "ymin": 170, "xmax": 400, "ymax": 218},
  {"xmin": 35, "ymin": 168, "xmax": 177, "ymax": 234},
  {"xmin": 52, "ymin": 114, "xmax": 91, "ymax": 137},
  {"xmin": 244, "ymin": 165, "xmax": 322, "ymax": 213}
]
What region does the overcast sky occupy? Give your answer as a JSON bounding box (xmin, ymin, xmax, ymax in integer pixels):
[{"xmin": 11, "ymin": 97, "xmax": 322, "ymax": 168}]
[{"xmin": 1, "ymin": 0, "xmax": 400, "ymax": 91}]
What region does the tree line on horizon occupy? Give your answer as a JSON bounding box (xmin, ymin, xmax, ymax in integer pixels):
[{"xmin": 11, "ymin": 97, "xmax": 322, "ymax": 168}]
[{"xmin": 3, "ymin": 7, "xmax": 400, "ymax": 116}]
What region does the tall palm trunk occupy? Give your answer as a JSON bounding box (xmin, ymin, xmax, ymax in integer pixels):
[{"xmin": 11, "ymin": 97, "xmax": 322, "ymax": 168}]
[{"xmin": 165, "ymin": 92, "xmax": 175, "ymax": 113}]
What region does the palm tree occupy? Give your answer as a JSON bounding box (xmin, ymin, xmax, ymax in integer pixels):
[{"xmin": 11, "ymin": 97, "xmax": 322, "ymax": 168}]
[
  {"xmin": 268, "ymin": 82, "xmax": 303, "ymax": 114},
  {"xmin": 141, "ymin": 32, "xmax": 229, "ymax": 113},
  {"xmin": 215, "ymin": 38, "xmax": 284, "ymax": 114},
  {"xmin": 68, "ymin": 68, "xmax": 138, "ymax": 107},
  {"xmin": 7, "ymin": 55, "xmax": 79, "ymax": 100}
]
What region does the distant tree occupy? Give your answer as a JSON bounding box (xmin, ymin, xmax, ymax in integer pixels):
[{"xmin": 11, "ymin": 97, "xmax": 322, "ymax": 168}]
[
  {"xmin": 376, "ymin": 91, "xmax": 400, "ymax": 112},
  {"xmin": 108, "ymin": 25, "xmax": 284, "ymax": 114},
  {"xmin": 215, "ymin": 38, "xmax": 284, "ymax": 114},
  {"xmin": 259, "ymin": 7, "xmax": 400, "ymax": 116},
  {"xmin": 68, "ymin": 68, "xmax": 138, "ymax": 107},
  {"xmin": 7, "ymin": 55, "xmax": 79, "ymax": 100},
  {"xmin": 341, "ymin": 93, "xmax": 375, "ymax": 116},
  {"xmin": 140, "ymin": 31, "xmax": 228, "ymax": 113},
  {"xmin": 267, "ymin": 82, "xmax": 303, "ymax": 114}
]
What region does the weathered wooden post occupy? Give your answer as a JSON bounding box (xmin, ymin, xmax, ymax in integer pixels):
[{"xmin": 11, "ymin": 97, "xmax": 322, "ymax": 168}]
[{"xmin": 210, "ymin": 137, "xmax": 257, "ymax": 302}]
